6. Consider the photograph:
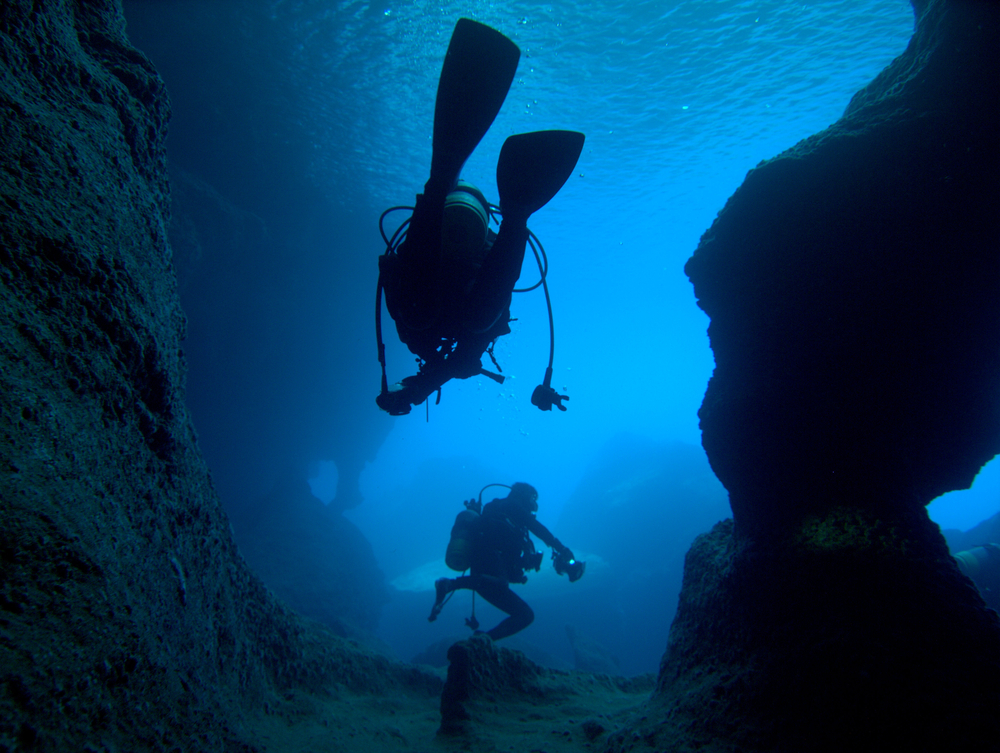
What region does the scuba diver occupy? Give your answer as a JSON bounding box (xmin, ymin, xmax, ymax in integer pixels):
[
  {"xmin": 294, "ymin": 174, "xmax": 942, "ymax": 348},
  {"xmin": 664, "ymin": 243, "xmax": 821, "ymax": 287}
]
[
  {"xmin": 375, "ymin": 18, "xmax": 585, "ymax": 416},
  {"xmin": 428, "ymin": 482, "xmax": 585, "ymax": 641}
]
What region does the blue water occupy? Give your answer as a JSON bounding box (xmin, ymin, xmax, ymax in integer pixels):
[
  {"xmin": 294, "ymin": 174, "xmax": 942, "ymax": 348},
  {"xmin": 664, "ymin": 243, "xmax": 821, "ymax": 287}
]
[
  {"xmin": 346, "ymin": 0, "xmax": 919, "ymax": 512},
  {"xmin": 127, "ymin": 0, "xmax": 999, "ymax": 674}
]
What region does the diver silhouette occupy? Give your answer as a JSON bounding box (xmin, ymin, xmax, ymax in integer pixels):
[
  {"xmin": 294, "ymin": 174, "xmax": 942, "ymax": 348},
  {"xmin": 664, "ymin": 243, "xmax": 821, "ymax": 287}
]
[
  {"xmin": 428, "ymin": 482, "xmax": 585, "ymax": 641},
  {"xmin": 375, "ymin": 18, "xmax": 584, "ymax": 416}
]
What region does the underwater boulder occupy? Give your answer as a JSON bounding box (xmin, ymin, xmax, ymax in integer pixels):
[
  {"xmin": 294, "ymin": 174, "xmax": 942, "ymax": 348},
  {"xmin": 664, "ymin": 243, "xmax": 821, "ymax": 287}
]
[
  {"xmin": 438, "ymin": 635, "xmax": 546, "ymax": 735},
  {"xmin": 413, "ymin": 633, "xmax": 572, "ymax": 672},
  {"xmin": 438, "ymin": 634, "xmax": 651, "ymax": 737}
]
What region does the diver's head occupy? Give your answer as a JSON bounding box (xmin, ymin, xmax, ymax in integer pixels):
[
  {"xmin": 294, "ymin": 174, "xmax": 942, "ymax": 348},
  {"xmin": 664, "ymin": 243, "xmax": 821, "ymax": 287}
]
[
  {"xmin": 442, "ymin": 180, "xmax": 490, "ymax": 265},
  {"xmin": 508, "ymin": 482, "xmax": 539, "ymax": 514}
]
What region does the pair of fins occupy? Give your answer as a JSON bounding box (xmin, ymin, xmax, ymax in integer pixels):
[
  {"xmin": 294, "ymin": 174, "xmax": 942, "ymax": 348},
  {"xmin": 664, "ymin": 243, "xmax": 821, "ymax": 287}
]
[{"xmin": 428, "ymin": 18, "xmax": 584, "ymax": 220}]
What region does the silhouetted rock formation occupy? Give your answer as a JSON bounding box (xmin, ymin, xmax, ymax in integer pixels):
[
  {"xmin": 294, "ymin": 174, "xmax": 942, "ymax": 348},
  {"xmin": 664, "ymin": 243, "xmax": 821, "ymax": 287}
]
[
  {"xmin": 0, "ymin": 4, "xmax": 435, "ymax": 750},
  {"xmin": 686, "ymin": 0, "xmax": 1000, "ymax": 536},
  {"xmin": 611, "ymin": 0, "xmax": 1000, "ymax": 750},
  {"xmin": 232, "ymin": 478, "xmax": 389, "ymax": 638}
]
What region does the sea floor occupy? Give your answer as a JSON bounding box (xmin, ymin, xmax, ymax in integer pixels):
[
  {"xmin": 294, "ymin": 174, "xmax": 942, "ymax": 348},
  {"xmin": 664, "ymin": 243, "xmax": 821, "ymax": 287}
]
[{"xmin": 248, "ymin": 664, "xmax": 652, "ymax": 753}]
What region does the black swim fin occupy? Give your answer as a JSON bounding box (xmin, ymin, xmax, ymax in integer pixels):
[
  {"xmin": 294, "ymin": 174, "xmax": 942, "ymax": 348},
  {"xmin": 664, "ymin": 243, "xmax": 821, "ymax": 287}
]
[
  {"xmin": 397, "ymin": 19, "xmax": 518, "ymax": 331},
  {"xmin": 496, "ymin": 130, "xmax": 585, "ymax": 219},
  {"xmin": 428, "ymin": 18, "xmax": 521, "ymax": 193}
]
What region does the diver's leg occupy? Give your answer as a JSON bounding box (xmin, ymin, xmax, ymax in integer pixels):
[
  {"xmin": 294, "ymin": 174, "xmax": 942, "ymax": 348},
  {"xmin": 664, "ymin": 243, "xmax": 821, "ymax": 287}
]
[
  {"xmin": 460, "ymin": 130, "xmax": 584, "ymax": 334},
  {"xmin": 449, "ymin": 575, "xmax": 477, "ymax": 591},
  {"xmin": 388, "ymin": 189, "xmax": 449, "ymax": 332},
  {"xmin": 398, "ymin": 189, "xmax": 448, "ymax": 265},
  {"xmin": 461, "ymin": 218, "xmax": 529, "ymax": 333},
  {"xmin": 428, "ymin": 576, "xmax": 457, "ymax": 622},
  {"xmin": 474, "ymin": 576, "xmax": 534, "ymax": 641}
]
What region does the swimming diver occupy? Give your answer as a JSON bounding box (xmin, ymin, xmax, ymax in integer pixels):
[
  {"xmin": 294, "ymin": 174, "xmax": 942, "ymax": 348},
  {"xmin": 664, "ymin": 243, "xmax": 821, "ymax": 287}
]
[
  {"xmin": 375, "ymin": 18, "xmax": 585, "ymax": 416},
  {"xmin": 428, "ymin": 482, "xmax": 585, "ymax": 641}
]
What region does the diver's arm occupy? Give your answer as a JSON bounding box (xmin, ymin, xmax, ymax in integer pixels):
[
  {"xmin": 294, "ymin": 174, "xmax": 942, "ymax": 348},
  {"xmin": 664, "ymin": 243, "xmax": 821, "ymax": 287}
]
[
  {"xmin": 376, "ymin": 347, "xmax": 491, "ymax": 415},
  {"xmin": 527, "ymin": 517, "xmax": 569, "ymax": 555}
]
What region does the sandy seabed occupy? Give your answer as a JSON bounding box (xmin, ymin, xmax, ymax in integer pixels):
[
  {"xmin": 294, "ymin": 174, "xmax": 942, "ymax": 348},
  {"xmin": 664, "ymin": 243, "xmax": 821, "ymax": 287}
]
[{"xmin": 249, "ymin": 663, "xmax": 653, "ymax": 753}]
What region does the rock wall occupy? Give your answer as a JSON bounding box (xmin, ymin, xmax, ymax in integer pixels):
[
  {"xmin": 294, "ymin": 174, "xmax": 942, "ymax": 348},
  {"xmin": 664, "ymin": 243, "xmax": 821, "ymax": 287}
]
[
  {"xmin": 0, "ymin": 3, "xmax": 430, "ymax": 750},
  {"xmin": 616, "ymin": 515, "xmax": 999, "ymax": 751},
  {"xmin": 614, "ymin": 0, "xmax": 1000, "ymax": 750}
]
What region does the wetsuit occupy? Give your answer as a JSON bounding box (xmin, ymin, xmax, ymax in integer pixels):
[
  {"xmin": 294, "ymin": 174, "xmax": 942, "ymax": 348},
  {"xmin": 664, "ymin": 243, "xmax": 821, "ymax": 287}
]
[
  {"xmin": 379, "ymin": 200, "xmax": 530, "ymax": 410},
  {"xmin": 447, "ymin": 496, "xmax": 568, "ymax": 641}
]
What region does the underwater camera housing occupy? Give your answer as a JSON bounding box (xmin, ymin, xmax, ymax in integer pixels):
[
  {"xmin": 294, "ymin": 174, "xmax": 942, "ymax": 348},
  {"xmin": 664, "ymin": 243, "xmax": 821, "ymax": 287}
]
[{"xmin": 553, "ymin": 549, "xmax": 585, "ymax": 582}]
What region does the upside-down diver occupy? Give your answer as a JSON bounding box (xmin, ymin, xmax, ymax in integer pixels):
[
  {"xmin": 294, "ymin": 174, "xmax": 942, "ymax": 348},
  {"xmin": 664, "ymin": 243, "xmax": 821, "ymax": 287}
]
[{"xmin": 375, "ymin": 18, "xmax": 585, "ymax": 416}]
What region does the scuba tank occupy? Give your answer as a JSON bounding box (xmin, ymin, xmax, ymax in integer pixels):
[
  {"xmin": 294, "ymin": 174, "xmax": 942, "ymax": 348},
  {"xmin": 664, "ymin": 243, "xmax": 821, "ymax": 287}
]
[
  {"xmin": 443, "ymin": 486, "xmax": 503, "ymax": 572},
  {"xmin": 445, "ymin": 501, "xmax": 482, "ymax": 572},
  {"xmin": 441, "ymin": 180, "xmax": 491, "ymax": 269}
]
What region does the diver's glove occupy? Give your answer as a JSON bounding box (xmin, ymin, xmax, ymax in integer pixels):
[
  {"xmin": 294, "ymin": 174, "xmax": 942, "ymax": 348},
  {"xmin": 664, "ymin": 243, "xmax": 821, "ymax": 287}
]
[
  {"xmin": 531, "ymin": 383, "xmax": 568, "ymax": 412},
  {"xmin": 376, "ymin": 370, "xmax": 444, "ymax": 415},
  {"xmin": 376, "ymin": 384, "xmax": 413, "ymax": 416},
  {"xmin": 531, "ymin": 366, "xmax": 568, "ymax": 411}
]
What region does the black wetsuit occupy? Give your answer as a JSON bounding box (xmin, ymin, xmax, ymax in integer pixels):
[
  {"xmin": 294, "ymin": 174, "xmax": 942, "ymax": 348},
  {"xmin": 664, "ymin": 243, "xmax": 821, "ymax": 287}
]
[
  {"xmin": 380, "ymin": 196, "xmax": 530, "ymax": 406},
  {"xmin": 449, "ymin": 496, "xmax": 566, "ymax": 641}
]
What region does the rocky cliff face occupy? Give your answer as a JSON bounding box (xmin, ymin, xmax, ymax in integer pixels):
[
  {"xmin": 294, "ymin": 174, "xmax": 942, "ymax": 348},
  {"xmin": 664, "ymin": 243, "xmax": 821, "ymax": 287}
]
[
  {"xmin": 609, "ymin": 0, "xmax": 1000, "ymax": 749},
  {"xmin": 0, "ymin": 4, "xmax": 431, "ymax": 750}
]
